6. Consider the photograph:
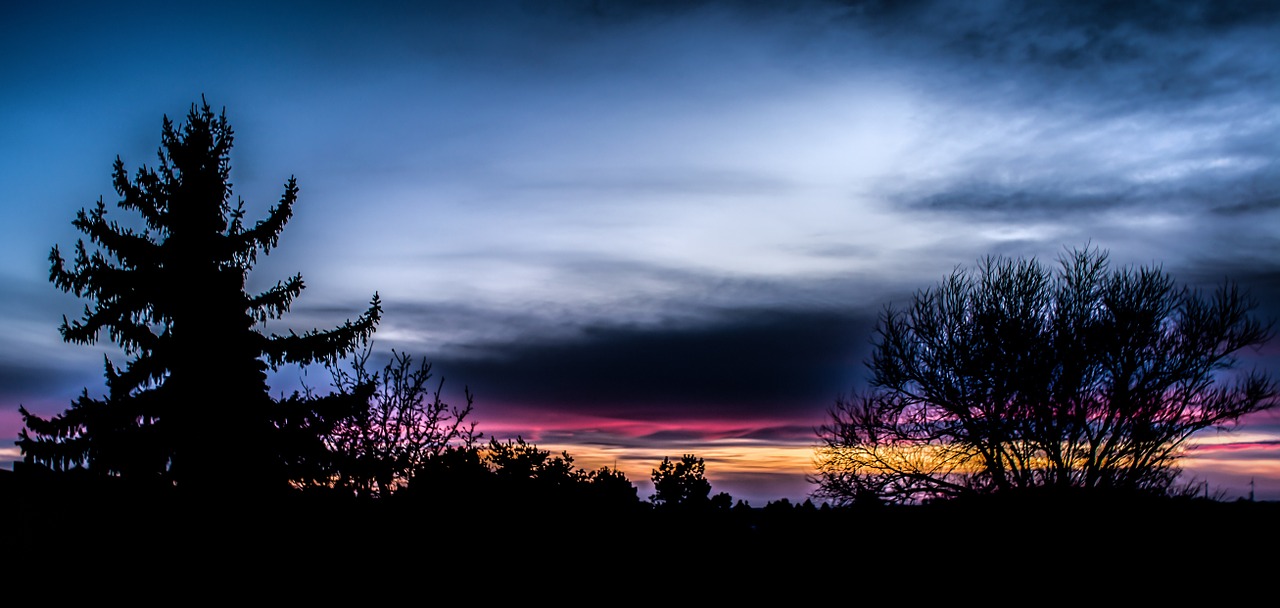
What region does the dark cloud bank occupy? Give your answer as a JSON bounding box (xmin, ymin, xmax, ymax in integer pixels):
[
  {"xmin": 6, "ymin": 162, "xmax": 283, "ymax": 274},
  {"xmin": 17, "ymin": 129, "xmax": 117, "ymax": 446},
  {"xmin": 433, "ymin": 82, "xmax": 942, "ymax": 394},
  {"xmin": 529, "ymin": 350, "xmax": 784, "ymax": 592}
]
[{"xmin": 430, "ymin": 307, "xmax": 876, "ymax": 424}]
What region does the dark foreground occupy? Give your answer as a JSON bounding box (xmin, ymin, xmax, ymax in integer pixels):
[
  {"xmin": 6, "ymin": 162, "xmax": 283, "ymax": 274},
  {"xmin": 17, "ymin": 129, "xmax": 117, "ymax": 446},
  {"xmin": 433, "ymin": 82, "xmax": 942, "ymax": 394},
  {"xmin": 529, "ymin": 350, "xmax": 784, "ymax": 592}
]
[{"xmin": 4, "ymin": 468, "xmax": 1276, "ymax": 597}]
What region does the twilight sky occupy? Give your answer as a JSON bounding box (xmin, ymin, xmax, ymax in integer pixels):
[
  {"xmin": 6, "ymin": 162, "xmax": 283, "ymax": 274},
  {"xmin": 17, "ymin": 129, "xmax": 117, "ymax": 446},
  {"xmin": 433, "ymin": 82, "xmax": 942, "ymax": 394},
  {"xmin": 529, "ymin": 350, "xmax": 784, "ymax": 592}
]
[{"xmin": 3, "ymin": 0, "xmax": 1279, "ymax": 505}]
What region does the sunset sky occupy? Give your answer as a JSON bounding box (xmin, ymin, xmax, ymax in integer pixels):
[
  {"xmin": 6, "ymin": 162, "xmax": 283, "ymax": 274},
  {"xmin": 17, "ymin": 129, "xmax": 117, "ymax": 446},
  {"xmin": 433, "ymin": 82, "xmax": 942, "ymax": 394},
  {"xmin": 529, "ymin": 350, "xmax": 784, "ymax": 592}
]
[{"xmin": 2, "ymin": 0, "xmax": 1279, "ymax": 506}]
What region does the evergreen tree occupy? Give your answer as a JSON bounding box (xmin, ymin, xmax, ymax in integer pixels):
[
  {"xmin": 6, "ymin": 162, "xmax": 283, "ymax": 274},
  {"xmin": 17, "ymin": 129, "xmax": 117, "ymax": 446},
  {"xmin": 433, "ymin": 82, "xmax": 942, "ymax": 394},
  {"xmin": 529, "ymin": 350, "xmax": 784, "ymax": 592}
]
[
  {"xmin": 650, "ymin": 454, "xmax": 713, "ymax": 508},
  {"xmin": 17, "ymin": 99, "xmax": 382, "ymax": 494}
]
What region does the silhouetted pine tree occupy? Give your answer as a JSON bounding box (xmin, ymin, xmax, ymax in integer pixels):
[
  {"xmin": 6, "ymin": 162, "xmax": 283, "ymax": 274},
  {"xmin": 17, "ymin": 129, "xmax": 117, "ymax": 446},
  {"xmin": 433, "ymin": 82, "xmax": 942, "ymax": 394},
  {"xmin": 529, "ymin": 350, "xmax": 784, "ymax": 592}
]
[
  {"xmin": 17, "ymin": 99, "xmax": 381, "ymax": 494},
  {"xmin": 650, "ymin": 454, "xmax": 713, "ymax": 509}
]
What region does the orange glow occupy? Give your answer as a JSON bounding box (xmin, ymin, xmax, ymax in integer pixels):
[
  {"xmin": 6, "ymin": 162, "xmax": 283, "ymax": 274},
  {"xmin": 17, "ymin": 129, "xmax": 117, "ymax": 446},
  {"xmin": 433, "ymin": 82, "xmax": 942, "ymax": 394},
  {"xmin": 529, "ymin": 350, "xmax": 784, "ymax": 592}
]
[
  {"xmin": 525, "ymin": 438, "xmax": 820, "ymax": 505},
  {"xmin": 531, "ymin": 439, "xmax": 814, "ymax": 477}
]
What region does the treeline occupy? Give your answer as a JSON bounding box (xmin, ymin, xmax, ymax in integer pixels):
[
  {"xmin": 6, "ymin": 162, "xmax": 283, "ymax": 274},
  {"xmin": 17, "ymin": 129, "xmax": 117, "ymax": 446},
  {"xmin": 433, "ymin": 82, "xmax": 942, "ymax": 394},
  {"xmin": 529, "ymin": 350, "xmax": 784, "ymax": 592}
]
[
  {"xmin": 6, "ymin": 459, "xmax": 1278, "ymax": 569},
  {"xmin": 2, "ymin": 440, "xmax": 833, "ymax": 561}
]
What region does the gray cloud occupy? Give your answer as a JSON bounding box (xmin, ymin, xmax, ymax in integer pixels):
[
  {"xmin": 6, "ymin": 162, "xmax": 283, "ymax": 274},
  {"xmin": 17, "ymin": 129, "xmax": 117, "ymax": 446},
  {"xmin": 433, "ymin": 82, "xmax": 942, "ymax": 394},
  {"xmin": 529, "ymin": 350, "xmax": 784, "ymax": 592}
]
[
  {"xmin": 906, "ymin": 183, "xmax": 1133, "ymax": 218},
  {"xmin": 511, "ymin": 168, "xmax": 800, "ymax": 199},
  {"xmin": 898, "ymin": 166, "xmax": 1280, "ymax": 220},
  {"xmin": 0, "ymin": 363, "xmax": 88, "ymax": 400},
  {"xmin": 426, "ymin": 306, "xmax": 874, "ymax": 421}
]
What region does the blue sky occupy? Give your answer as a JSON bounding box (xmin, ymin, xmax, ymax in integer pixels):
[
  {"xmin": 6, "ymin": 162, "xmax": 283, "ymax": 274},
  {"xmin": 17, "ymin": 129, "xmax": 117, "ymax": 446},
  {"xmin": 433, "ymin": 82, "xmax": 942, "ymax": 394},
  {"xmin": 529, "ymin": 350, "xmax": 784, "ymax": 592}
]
[{"xmin": 3, "ymin": 0, "xmax": 1279, "ymax": 505}]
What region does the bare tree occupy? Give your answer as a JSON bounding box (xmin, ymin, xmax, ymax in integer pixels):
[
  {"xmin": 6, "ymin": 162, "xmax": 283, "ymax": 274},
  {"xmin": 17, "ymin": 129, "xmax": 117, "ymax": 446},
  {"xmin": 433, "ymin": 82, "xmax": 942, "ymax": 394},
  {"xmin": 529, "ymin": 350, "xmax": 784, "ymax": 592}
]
[
  {"xmin": 812, "ymin": 246, "xmax": 1277, "ymax": 505},
  {"xmin": 319, "ymin": 345, "xmax": 480, "ymax": 498}
]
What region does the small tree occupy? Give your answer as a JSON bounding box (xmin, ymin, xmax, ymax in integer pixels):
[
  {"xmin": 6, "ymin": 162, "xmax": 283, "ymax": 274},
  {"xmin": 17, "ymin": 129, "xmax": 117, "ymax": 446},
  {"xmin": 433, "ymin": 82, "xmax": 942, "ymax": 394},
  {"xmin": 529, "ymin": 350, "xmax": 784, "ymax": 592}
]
[
  {"xmin": 318, "ymin": 345, "xmax": 480, "ymax": 498},
  {"xmin": 16, "ymin": 99, "xmax": 382, "ymax": 493},
  {"xmin": 813, "ymin": 246, "xmax": 1277, "ymax": 505},
  {"xmin": 650, "ymin": 454, "xmax": 712, "ymax": 508}
]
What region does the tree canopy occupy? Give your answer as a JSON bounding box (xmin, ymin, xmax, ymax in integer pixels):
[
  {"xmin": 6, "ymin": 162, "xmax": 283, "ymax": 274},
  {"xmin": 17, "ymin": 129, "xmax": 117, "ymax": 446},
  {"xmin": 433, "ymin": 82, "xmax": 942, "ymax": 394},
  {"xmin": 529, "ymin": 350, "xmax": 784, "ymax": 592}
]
[
  {"xmin": 17, "ymin": 99, "xmax": 382, "ymax": 493},
  {"xmin": 812, "ymin": 246, "xmax": 1277, "ymax": 505},
  {"xmin": 650, "ymin": 454, "xmax": 713, "ymax": 508}
]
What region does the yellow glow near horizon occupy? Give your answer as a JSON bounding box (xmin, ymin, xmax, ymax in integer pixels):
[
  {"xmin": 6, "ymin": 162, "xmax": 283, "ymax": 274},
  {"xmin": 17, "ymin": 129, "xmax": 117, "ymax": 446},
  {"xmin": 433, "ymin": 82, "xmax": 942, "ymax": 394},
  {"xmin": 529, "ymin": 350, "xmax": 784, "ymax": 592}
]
[{"xmin": 529, "ymin": 439, "xmax": 818, "ymax": 480}]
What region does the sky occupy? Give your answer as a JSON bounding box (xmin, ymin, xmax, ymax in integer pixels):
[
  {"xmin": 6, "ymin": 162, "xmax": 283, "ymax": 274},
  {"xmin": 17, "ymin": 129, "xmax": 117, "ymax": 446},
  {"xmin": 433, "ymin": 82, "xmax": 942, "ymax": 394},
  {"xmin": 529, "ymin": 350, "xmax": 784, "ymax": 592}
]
[{"xmin": 2, "ymin": 0, "xmax": 1279, "ymax": 506}]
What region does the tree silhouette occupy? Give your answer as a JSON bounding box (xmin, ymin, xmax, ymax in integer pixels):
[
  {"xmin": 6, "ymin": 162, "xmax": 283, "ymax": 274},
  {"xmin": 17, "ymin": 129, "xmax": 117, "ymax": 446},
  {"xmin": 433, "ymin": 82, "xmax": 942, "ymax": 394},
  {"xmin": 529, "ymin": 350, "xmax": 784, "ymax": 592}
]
[
  {"xmin": 16, "ymin": 99, "xmax": 382, "ymax": 494},
  {"xmin": 483, "ymin": 436, "xmax": 596, "ymax": 504},
  {"xmin": 318, "ymin": 345, "xmax": 480, "ymax": 498},
  {"xmin": 813, "ymin": 246, "xmax": 1277, "ymax": 505},
  {"xmin": 650, "ymin": 454, "xmax": 712, "ymax": 508},
  {"xmin": 398, "ymin": 436, "xmax": 641, "ymax": 515},
  {"xmin": 586, "ymin": 462, "xmax": 642, "ymax": 508}
]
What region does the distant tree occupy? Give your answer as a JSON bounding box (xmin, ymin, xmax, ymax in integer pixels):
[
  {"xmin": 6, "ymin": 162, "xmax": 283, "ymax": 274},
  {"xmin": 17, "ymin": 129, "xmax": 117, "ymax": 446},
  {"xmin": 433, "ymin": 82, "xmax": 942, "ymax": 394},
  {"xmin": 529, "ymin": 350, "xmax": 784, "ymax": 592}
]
[
  {"xmin": 650, "ymin": 454, "xmax": 713, "ymax": 508},
  {"xmin": 812, "ymin": 246, "xmax": 1277, "ymax": 505},
  {"xmin": 317, "ymin": 345, "xmax": 480, "ymax": 498},
  {"xmin": 586, "ymin": 463, "xmax": 641, "ymax": 507},
  {"xmin": 710, "ymin": 491, "xmax": 734, "ymax": 510},
  {"xmin": 16, "ymin": 99, "xmax": 382, "ymax": 494},
  {"xmin": 762, "ymin": 498, "xmax": 794, "ymax": 513}
]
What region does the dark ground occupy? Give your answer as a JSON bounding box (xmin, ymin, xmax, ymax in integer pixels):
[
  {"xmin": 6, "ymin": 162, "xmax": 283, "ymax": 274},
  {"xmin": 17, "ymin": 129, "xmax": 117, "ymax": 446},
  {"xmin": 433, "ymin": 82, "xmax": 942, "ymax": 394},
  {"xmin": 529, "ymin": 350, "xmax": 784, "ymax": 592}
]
[{"xmin": 3, "ymin": 467, "xmax": 1275, "ymax": 599}]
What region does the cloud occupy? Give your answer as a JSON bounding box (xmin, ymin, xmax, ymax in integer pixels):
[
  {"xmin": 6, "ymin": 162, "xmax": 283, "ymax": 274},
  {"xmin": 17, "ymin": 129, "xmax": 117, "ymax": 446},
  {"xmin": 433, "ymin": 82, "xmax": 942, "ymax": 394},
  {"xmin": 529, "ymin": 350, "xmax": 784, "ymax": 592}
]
[
  {"xmin": 430, "ymin": 306, "xmax": 875, "ymax": 419},
  {"xmin": 0, "ymin": 363, "xmax": 87, "ymax": 397},
  {"xmin": 907, "ymin": 183, "xmax": 1130, "ymax": 218}
]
